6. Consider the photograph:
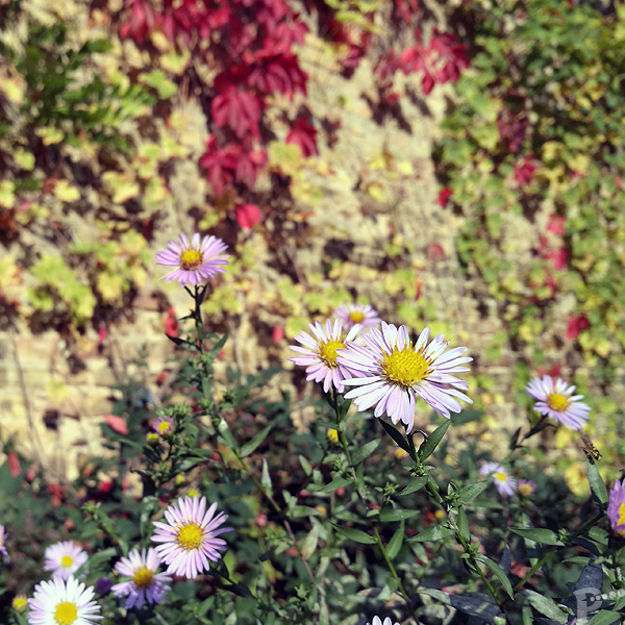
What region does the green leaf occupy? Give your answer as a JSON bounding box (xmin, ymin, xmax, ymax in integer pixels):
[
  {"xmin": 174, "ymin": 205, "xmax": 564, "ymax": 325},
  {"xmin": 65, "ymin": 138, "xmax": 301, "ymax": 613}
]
[
  {"xmin": 587, "ymin": 460, "xmax": 608, "ymax": 505},
  {"xmin": 409, "ymin": 525, "xmax": 455, "ymax": 542},
  {"xmin": 261, "ymin": 459, "xmax": 273, "ymax": 497},
  {"xmin": 352, "ymin": 439, "xmax": 380, "ymax": 465},
  {"xmin": 589, "ymin": 611, "xmax": 622, "ymax": 625},
  {"xmin": 523, "ymin": 589, "xmax": 570, "ymax": 623},
  {"xmin": 299, "ymin": 455, "xmax": 312, "ymax": 477},
  {"xmin": 399, "ymin": 476, "xmax": 428, "ymax": 496},
  {"xmin": 312, "ymin": 476, "xmax": 352, "ymax": 494},
  {"xmin": 240, "ymin": 425, "xmax": 272, "ymax": 458},
  {"xmin": 300, "ymin": 526, "xmax": 319, "ymax": 560},
  {"xmin": 454, "ymin": 481, "xmax": 490, "ymax": 506},
  {"xmin": 386, "ymin": 520, "xmax": 404, "ymax": 559},
  {"xmin": 418, "ymin": 420, "xmax": 450, "ymax": 461},
  {"xmin": 476, "ymin": 554, "xmax": 514, "ymax": 599},
  {"xmin": 335, "ymin": 526, "xmax": 377, "ymax": 545},
  {"xmin": 217, "ymin": 418, "xmax": 236, "ymax": 449},
  {"xmin": 457, "ymin": 508, "xmax": 470, "ymax": 543},
  {"xmin": 139, "ymin": 69, "xmax": 178, "ymax": 99},
  {"xmin": 510, "ymin": 527, "xmax": 565, "ymax": 546},
  {"xmin": 379, "ymin": 509, "xmax": 420, "ymax": 522},
  {"xmin": 379, "ymin": 419, "xmax": 412, "ymax": 454}
]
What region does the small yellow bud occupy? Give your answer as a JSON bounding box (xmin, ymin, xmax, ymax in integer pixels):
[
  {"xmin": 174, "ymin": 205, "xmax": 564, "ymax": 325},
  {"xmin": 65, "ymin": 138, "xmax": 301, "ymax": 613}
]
[
  {"xmin": 12, "ymin": 595, "xmax": 28, "ymax": 612},
  {"xmin": 314, "ymin": 505, "xmax": 327, "ymax": 518},
  {"xmin": 394, "ymin": 447, "xmax": 409, "ymax": 459},
  {"xmin": 187, "ymin": 488, "xmax": 201, "ymax": 498},
  {"xmin": 434, "ymin": 510, "xmax": 446, "ymax": 522},
  {"xmin": 327, "ymin": 428, "xmax": 339, "ymax": 444},
  {"xmin": 146, "ymin": 433, "xmax": 159, "ymax": 444}
]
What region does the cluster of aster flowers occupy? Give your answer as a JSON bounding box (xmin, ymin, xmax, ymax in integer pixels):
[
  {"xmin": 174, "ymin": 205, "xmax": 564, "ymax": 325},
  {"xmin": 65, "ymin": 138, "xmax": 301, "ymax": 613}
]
[
  {"xmin": 2, "ymin": 495, "xmax": 230, "ymax": 625},
  {"xmin": 289, "ymin": 310, "xmax": 473, "ymax": 433}
]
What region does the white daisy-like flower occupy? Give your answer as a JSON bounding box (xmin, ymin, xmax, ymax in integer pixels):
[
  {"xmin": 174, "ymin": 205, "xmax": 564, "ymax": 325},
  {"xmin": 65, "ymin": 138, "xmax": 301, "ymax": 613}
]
[
  {"xmin": 333, "ymin": 303, "xmax": 380, "ymax": 330},
  {"xmin": 111, "ymin": 548, "xmax": 171, "ymax": 609},
  {"xmin": 155, "ymin": 233, "xmax": 229, "ymax": 287},
  {"xmin": 0, "ymin": 524, "xmax": 7, "ymax": 557},
  {"xmin": 44, "ymin": 541, "xmax": 88, "ymax": 581},
  {"xmin": 480, "ymin": 462, "xmax": 517, "ymax": 497},
  {"xmin": 28, "ymin": 576, "xmax": 102, "ymax": 625},
  {"xmin": 337, "ymin": 321, "xmax": 472, "ymax": 432},
  {"xmin": 525, "ymin": 375, "xmax": 590, "ymax": 430},
  {"xmin": 366, "ymin": 617, "xmax": 399, "ymax": 625},
  {"xmin": 289, "ymin": 318, "xmax": 363, "ymax": 393},
  {"xmin": 151, "ymin": 496, "xmax": 232, "ymax": 579}
]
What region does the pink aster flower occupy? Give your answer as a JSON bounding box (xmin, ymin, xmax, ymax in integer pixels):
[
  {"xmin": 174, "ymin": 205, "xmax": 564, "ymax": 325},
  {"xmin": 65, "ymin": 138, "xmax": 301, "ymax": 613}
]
[
  {"xmin": 155, "ymin": 233, "xmax": 229, "ymax": 286},
  {"xmin": 366, "ymin": 617, "xmax": 399, "ymax": 625},
  {"xmin": 332, "ymin": 303, "xmax": 380, "ymax": 330},
  {"xmin": 337, "ymin": 322, "xmax": 472, "ymax": 432},
  {"xmin": 44, "ymin": 541, "xmax": 88, "ymax": 581},
  {"xmin": 151, "ymin": 495, "xmax": 231, "ymax": 579},
  {"xmin": 525, "ymin": 375, "xmax": 590, "ymax": 430},
  {"xmin": 480, "ymin": 462, "xmax": 517, "ymax": 497},
  {"xmin": 28, "ymin": 576, "xmax": 101, "ymax": 625},
  {"xmin": 289, "ymin": 318, "xmax": 363, "ymax": 393},
  {"xmin": 0, "ymin": 525, "xmax": 7, "ymax": 557},
  {"xmin": 111, "ymin": 548, "xmax": 171, "ymax": 609},
  {"xmin": 608, "ymin": 479, "xmax": 625, "ymax": 537},
  {"xmin": 152, "ymin": 416, "xmax": 174, "ymax": 436},
  {"xmin": 518, "ymin": 479, "xmax": 536, "ymax": 497}
]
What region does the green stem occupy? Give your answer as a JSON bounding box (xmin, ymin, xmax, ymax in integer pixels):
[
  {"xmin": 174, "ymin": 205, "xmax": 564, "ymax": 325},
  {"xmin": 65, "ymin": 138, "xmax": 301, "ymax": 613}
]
[
  {"xmin": 373, "ymin": 526, "xmax": 410, "ymax": 603},
  {"xmin": 513, "ymin": 552, "xmax": 554, "ymax": 592}
]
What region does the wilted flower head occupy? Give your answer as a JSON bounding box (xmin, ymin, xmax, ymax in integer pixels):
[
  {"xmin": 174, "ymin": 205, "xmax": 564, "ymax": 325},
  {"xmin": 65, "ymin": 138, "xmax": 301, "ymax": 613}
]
[
  {"xmin": 151, "ymin": 495, "xmax": 232, "ymax": 579},
  {"xmin": 480, "ymin": 462, "xmax": 517, "ymax": 497},
  {"xmin": 289, "ymin": 318, "xmax": 363, "ymax": 393},
  {"xmin": 0, "ymin": 524, "xmax": 7, "ymax": 556},
  {"xmin": 111, "ymin": 548, "xmax": 171, "ymax": 610},
  {"xmin": 525, "ymin": 375, "xmax": 590, "ymax": 430},
  {"xmin": 337, "ymin": 322, "xmax": 472, "ymax": 432},
  {"xmin": 44, "ymin": 541, "xmax": 88, "ymax": 581},
  {"xmin": 366, "ymin": 617, "xmax": 399, "ymax": 625},
  {"xmin": 333, "ymin": 303, "xmax": 380, "ymax": 330},
  {"xmin": 518, "ymin": 479, "xmax": 536, "ymax": 497},
  {"xmin": 608, "ymin": 479, "xmax": 625, "ymax": 537},
  {"xmin": 155, "ymin": 233, "xmax": 229, "ymax": 286},
  {"xmin": 28, "ymin": 576, "xmax": 102, "ymax": 625}
]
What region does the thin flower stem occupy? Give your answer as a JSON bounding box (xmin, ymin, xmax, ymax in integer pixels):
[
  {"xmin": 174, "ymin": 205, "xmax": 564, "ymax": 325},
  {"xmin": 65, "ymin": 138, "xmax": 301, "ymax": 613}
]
[
  {"xmin": 513, "ymin": 552, "xmax": 554, "ymax": 593},
  {"xmin": 373, "ymin": 526, "xmax": 411, "ymax": 603}
]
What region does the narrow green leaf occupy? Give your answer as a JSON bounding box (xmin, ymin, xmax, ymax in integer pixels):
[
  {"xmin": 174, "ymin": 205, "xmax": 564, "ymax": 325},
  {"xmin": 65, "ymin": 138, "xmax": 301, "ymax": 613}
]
[
  {"xmin": 399, "ymin": 476, "xmax": 427, "ymax": 496},
  {"xmin": 300, "ymin": 526, "xmax": 319, "ymax": 560},
  {"xmin": 454, "ymin": 480, "xmax": 490, "ymax": 506},
  {"xmin": 378, "ymin": 419, "xmax": 412, "ymax": 454},
  {"xmin": 587, "ymin": 460, "xmax": 608, "ymax": 505},
  {"xmin": 409, "ymin": 525, "xmax": 455, "ymax": 542},
  {"xmin": 240, "ymin": 425, "xmax": 272, "ymax": 458},
  {"xmin": 313, "ymin": 476, "xmax": 352, "ymax": 494},
  {"xmin": 299, "ymin": 455, "xmax": 312, "ymax": 477},
  {"xmin": 523, "ymin": 589, "xmax": 569, "ymax": 623},
  {"xmin": 335, "ymin": 526, "xmax": 377, "ymax": 545},
  {"xmin": 510, "ymin": 527, "xmax": 564, "ymax": 546},
  {"xmin": 476, "ymin": 554, "xmax": 514, "ymax": 599},
  {"xmin": 418, "ymin": 420, "xmax": 450, "ymax": 461},
  {"xmin": 379, "ymin": 509, "xmax": 419, "ymax": 522},
  {"xmin": 352, "ymin": 439, "xmax": 380, "ymax": 465},
  {"xmin": 217, "ymin": 418, "xmax": 236, "ymax": 449},
  {"xmin": 386, "ymin": 520, "xmax": 404, "ymax": 559},
  {"xmin": 457, "ymin": 508, "xmax": 470, "ymax": 543},
  {"xmin": 261, "ymin": 459, "xmax": 273, "ymax": 496},
  {"xmin": 589, "ymin": 611, "xmax": 622, "ymax": 625}
]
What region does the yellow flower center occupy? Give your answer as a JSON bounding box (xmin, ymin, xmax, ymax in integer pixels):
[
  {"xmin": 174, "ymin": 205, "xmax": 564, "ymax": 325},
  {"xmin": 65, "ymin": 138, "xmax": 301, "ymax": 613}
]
[
  {"xmin": 494, "ymin": 472, "xmax": 508, "ymax": 483},
  {"xmin": 187, "ymin": 488, "xmax": 200, "ymax": 498},
  {"xmin": 177, "ymin": 523, "xmax": 203, "ymax": 550},
  {"xmin": 381, "ymin": 345, "xmax": 430, "ymax": 387},
  {"xmin": 518, "ymin": 483, "xmax": 533, "ymax": 496},
  {"xmin": 319, "ymin": 340, "xmax": 346, "ymax": 368},
  {"xmin": 349, "ymin": 311, "xmax": 365, "ymax": 323},
  {"xmin": 179, "ymin": 249, "xmax": 203, "ymax": 270},
  {"xmin": 60, "ymin": 555, "xmax": 74, "ymax": 568},
  {"xmin": 618, "ymin": 503, "xmax": 625, "ymax": 527},
  {"xmin": 547, "ymin": 393, "xmax": 569, "ymax": 412},
  {"xmin": 54, "ymin": 601, "xmax": 77, "ymax": 625},
  {"xmin": 12, "ymin": 596, "xmax": 28, "ymax": 612},
  {"xmin": 133, "ymin": 567, "xmax": 154, "ymax": 589},
  {"xmin": 157, "ymin": 421, "xmax": 172, "ymax": 434}
]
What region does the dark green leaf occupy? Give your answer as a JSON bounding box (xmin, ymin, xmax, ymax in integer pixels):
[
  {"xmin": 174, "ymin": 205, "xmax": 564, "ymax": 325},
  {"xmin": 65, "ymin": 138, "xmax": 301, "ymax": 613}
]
[
  {"xmin": 240, "ymin": 425, "xmax": 272, "ymax": 458},
  {"xmin": 476, "ymin": 554, "xmax": 514, "ymax": 599},
  {"xmin": 335, "ymin": 525, "xmax": 377, "ymax": 545},
  {"xmin": 523, "ymin": 589, "xmax": 569, "ymax": 623},
  {"xmin": 587, "ymin": 460, "xmax": 608, "ymax": 505},
  {"xmin": 399, "ymin": 476, "xmax": 427, "ymax": 495},
  {"xmin": 409, "ymin": 525, "xmax": 455, "ymax": 542},
  {"xmin": 510, "ymin": 527, "xmax": 565, "ymax": 546},
  {"xmin": 379, "ymin": 419, "xmax": 412, "ymax": 454},
  {"xmin": 454, "ymin": 481, "xmax": 490, "ymax": 506},
  {"xmin": 386, "ymin": 520, "xmax": 404, "ymax": 559},
  {"xmin": 379, "ymin": 509, "xmax": 419, "ymax": 522},
  {"xmin": 457, "ymin": 508, "xmax": 470, "ymax": 543},
  {"xmin": 418, "ymin": 420, "xmax": 450, "ymax": 461},
  {"xmin": 589, "ymin": 611, "xmax": 622, "ymax": 625},
  {"xmin": 352, "ymin": 439, "xmax": 380, "ymax": 465}
]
